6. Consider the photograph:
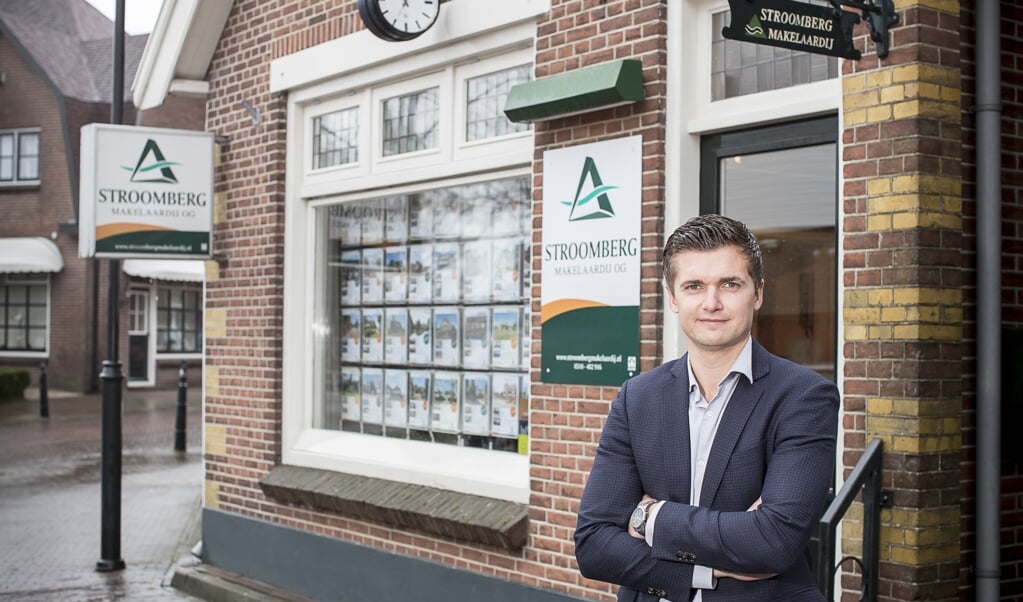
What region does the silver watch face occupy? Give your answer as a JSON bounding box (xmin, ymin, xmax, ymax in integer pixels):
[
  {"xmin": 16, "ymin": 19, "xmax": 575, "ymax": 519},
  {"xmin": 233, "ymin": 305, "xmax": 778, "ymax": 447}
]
[{"xmin": 630, "ymin": 505, "xmax": 646, "ymax": 530}]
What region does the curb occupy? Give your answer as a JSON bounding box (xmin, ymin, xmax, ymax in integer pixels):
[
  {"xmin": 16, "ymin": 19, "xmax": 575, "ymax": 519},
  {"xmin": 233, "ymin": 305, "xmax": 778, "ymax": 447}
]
[{"xmin": 171, "ymin": 560, "xmax": 307, "ymax": 602}]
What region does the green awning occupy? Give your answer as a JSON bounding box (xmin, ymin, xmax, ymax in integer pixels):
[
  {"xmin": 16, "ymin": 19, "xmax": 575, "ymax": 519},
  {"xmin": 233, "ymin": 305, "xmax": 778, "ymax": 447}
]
[{"xmin": 504, "ymin": 59, "xmax": 645, "ymax": 123}]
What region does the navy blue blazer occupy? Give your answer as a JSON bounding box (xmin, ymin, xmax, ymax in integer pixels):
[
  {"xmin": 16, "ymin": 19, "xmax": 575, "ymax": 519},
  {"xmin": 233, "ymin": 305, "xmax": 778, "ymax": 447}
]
[{"xmin": 575, "ymin": 339, "xmax": 839, "ymax": 601}]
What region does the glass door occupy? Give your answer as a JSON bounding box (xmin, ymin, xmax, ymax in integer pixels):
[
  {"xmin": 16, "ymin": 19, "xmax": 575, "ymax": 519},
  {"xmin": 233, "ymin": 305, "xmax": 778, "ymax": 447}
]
[{"xmin": 700, "ymin": 117, "xmax": 838, "ymax": 380}]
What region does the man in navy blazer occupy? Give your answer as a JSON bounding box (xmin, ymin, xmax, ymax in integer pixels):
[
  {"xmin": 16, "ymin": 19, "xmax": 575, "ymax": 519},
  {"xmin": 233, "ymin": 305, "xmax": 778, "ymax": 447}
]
[{"xmin": 575, "ymin": 215, "xmax": 839, "ymax": 601}]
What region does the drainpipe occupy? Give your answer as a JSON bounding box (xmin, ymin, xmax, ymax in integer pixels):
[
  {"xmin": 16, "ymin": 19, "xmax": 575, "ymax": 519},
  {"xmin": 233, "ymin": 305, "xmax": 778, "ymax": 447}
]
[{"xmin": 974, "ymin": 0, "xmax": 1001, "ymax": 599}]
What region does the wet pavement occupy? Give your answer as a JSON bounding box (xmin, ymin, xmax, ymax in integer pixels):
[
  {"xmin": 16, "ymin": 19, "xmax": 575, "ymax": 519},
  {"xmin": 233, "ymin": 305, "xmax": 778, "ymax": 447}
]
[{"xmin": 0, "ymin": 384, "xmax": 204, "ymax": 601}]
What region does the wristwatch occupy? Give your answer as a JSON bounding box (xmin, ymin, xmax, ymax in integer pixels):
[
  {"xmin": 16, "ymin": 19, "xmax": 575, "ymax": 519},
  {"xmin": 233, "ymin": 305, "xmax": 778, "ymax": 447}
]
[{"xmin": 630, "ymin": 500, "xmax": 657, "ymax": 536}]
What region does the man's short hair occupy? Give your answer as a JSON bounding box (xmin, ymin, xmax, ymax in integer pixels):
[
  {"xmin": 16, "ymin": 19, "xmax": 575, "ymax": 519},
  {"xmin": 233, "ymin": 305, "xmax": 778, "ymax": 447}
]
[{"xmin": 662, "ymin": 214, "xmax": 764, "ymax": 288}]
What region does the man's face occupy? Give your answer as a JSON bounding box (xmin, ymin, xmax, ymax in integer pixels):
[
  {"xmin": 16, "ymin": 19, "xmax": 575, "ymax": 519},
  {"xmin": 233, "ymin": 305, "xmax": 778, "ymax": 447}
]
[{"xmin": 665, "ymin": 245, "xmax": 763, "ymax": 356}]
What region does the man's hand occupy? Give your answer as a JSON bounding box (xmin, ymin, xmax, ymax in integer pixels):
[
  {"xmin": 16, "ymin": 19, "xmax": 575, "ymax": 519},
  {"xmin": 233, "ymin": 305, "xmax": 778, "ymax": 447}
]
[{"xmin": 712, "ymin": 569, "xmax": 776, "ymax": 581}]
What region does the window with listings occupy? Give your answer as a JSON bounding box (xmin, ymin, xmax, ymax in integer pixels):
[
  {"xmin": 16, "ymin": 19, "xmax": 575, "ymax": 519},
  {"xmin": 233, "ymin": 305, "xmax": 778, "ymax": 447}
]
[{"xmin": 316, "ymin": 175, "xmax": 531, "ymax": 453}]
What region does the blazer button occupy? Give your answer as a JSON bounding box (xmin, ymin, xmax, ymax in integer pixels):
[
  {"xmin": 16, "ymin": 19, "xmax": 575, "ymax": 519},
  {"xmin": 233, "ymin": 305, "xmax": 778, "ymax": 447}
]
[
  {"xmin": 646, "ymin": 587, "xmax": 667, "ymax": 597},
  {"xmin": 675, "ymin": 551, "xmax": 697, "ymax": 563}
]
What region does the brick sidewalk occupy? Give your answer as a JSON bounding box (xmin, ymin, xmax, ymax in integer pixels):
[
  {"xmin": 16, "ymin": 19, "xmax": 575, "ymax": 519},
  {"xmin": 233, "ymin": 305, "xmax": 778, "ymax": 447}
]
[{"xmin": 0, "ymin": 386, "xmax": 204, "ymax": 601}]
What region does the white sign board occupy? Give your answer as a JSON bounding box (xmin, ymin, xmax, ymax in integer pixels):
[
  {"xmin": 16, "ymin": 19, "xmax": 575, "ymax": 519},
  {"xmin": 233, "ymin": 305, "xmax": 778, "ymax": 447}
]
[
  {"xmin": 79, "ymin": 123, "xmax": 214, "ymax": 259},
  {"xmin": 541, "ymin": 135, "xmax": 641, "ymax": 386}
]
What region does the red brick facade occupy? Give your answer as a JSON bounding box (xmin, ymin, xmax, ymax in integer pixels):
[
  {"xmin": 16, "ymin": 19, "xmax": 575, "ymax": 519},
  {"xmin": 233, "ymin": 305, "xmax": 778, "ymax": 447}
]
[{"xmin": 190, "ymin": 1, "xmax": 1023, "ymax": 600}]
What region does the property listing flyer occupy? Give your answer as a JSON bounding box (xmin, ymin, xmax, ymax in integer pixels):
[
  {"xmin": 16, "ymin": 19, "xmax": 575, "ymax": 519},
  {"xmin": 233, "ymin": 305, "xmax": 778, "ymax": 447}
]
[
  {"xmin": 340, "ymin": 366, "xmax": 361, "ymax": 425},
  {"xmin": 407, "ymin": 307, "xmax": 432, "ymax": 365},
  {"xmin": 340, "ymin": 203, "xmax": 361, "ymax": 245},
  {"xmin": 432, "ymin": 242, "xmax": 461, "ymax": 302},
  {"xmin": 431, "ymin": 371, "xmax": 461, "ymax": 433},
  {"xmin": 491, "ymin": 239, "xmax": 521, "ymax": 301},
  {"xmin": 461, "ymin": 372, "xmax": 491, "ymax": 436},
  {"xmin": 462, "ymin": 307, "xmax": 490, "ymax": 369},
  {"xmin": 491, "ymin": 307, "xmax": 521, "ymax": 369},
  {"xmin": 323, "ymin": 368, "xmax": 343, "ymax": 428},
  {"xmin": 383, "ymin": 246, "xmax": 407, "ymax": 303},
  {"xmin": 407, "ymin": 370, "xmax": 432, "ymax": 429},
  {"xmin": 461, "ymin": 240, "xmax": 492, "ymax": 302},
  {"xmin": 362, "ymin": 198, "xmax": 385, "ymax": 245},
  {"xmin": 521, "ymin": 308, "xmax": 531, "ymax": 370},
  {"xmin": 407, "ymin": 244, "xmax": 432, "ymax": 303},
  {"xmin": 432, "ymin": 307, "xmax": 461, "ymax": 367},
  {"xmin": 384, "ymin": 369, "xmax": 408, "ymax": 428},
  {"xmin": 432, "ymin": 191, "xmax": 461, "ymax": 239},
  {"xmin": 361, "ymin": 367, "xmax": 384, "ymax": 425},
  {"xmin": 361, "ymin": 247, "xmax": 384, "ymax": 304},
  {"xmin": 384, "ymin": 195, "xmax": 408, "ymax": 242},
  {"xmin": 490, "ymin": 372, "xmax": 520, "ymax": 438},
  {"xmin": 461, "ymin": 195, "xmax": 492, "ymax": 239},
  {"xmin": 384, "ymin": 308, "xmax": 408, "ymax": 365},
  {"xmin": 340, "ymin": 249, "xmax": 361, "ymax": 305},
  {"xmin": 408, "ymin": 193, "xmax": 433, "ymax": 240},
  {"xmin": 361, "ymin": 308, "xmax": 383, "ymax": 364},
  {"xmin": 340, "ymin": 309, "xmax": 361, "ymax": 363},
  {"xmin": 491, "ymin": 192, "xmax": 524, "ymax": 237}
]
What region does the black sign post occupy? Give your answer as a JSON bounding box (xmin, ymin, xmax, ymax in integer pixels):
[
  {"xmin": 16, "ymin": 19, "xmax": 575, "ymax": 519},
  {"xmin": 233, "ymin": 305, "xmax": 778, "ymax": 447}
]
[{"xmin": 722, "ymin": 0, "xmax": 898, "ymax": 61}]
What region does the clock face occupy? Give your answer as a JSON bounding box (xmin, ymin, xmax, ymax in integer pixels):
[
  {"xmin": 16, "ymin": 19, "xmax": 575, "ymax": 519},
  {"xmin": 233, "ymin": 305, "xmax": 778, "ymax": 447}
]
[{"xmin": 359, "ymin": 0, "xmax": 441, "ymax": 42}]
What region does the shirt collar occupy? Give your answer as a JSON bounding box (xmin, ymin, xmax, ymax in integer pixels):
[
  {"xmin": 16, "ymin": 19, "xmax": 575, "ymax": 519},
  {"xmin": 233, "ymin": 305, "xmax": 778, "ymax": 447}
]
[{"xmin": 686, "ymin": 337, "xmax": 755, "ymax": 393}]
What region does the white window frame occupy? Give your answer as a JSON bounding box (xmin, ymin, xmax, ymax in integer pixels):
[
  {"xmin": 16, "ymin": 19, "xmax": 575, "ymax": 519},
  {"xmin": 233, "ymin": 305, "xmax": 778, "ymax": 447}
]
[
  {"xmin": 0, "ymin": 128, "xmax": 41, "ymax": 187},
  {"xmin": 306, "ymin": 96, "xmax": 367, "ymax": 180},
  {"xmin": 0, "ymin": 273, "xmax": 50, "ymax": 358},
  {"xmin": 155, "ymin": 284, "xmax": 204, "ymax": 358},
  {"xmin": 277, "ymin": 0, "xmax": 546, "ymax": 504}
]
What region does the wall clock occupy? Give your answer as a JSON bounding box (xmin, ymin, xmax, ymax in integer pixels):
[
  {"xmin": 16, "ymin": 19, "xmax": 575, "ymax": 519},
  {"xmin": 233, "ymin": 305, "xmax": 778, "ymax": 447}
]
[{"xmin": 358, "ymin": 0, "xmax": 441, "ymax": 42}]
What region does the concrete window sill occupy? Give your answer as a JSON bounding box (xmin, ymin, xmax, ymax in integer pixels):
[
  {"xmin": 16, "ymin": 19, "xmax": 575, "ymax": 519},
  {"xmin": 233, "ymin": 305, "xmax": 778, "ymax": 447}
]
[{"xmin": 259, "ymin": 465, "xmax": 529, "ymax": 550}]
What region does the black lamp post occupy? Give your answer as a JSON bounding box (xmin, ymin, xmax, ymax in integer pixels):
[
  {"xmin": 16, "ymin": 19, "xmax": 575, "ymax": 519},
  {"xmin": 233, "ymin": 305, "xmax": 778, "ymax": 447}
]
[{"xmin": 96, "ymin": 0, "xmax": 126, "ymax": 573}]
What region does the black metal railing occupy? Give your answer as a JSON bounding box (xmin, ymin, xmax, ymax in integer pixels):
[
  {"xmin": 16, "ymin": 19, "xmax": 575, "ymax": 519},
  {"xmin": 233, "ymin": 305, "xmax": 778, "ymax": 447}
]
[{"xmin": 813, "ymin": 438, "xmax": 890, "ymax": 601}]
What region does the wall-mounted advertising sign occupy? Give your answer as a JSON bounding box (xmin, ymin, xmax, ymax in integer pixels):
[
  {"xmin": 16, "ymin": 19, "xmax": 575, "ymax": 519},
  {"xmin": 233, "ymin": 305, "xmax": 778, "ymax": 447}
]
[
  {"xmin": 721, "ymin": 0, "xmax": 863, "ymax": 60},
  {"xmin": 541, "ymin": 136, "xmax": 641, "ymax": 386},
  {"xmin": 79, "ymin": 123, "xmax": 214, "ymax": 259}
]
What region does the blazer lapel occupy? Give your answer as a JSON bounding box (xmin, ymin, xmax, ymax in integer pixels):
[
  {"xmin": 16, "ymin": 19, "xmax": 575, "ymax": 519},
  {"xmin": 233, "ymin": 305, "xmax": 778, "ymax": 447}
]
[
  {"xmin": 661, "ymin": 356, "xmax": 691, "ymax": 504},
  {"xmin": 699, "ymin": 341, "xmax": 772, "ymax": 507}
]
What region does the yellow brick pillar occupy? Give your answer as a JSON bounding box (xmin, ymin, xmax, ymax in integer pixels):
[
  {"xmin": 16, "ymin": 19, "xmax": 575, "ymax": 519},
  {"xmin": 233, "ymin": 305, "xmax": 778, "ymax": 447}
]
[{"xmin": 840, "ymin": 1, "xmax": 962, "ymax": 599}]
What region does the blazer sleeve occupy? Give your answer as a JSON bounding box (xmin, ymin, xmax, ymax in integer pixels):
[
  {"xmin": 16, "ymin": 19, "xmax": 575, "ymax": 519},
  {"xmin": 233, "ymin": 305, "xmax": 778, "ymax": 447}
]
[
  {"xmin": 649, "ymin": 371, "xmax": 839, "ymax": 575},
  {"xmin": 575, "ymin": 377, "xmax": 695, "ymax": 601}
]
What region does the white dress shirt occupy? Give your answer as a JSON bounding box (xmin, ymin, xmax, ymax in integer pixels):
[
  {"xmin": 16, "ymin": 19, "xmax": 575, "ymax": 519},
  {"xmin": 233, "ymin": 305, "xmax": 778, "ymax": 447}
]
[{"xmin": 645, "ymin": 337, "xmax": 754, "ymax": 602}]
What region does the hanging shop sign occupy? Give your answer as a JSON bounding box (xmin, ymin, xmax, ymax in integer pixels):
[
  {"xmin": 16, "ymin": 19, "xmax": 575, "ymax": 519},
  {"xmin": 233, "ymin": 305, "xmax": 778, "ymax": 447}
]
[
  {"xmin": 721, "ymin": 0, "xmax": 899, "ymax": 60},
  {"xmin": 541, "ymin": 135, "xmax": 641, "ymax": 386},
  {"xmin": 721, "ymin": 0, "xmax": 864, "ymax": 60},
  {"xmin": 79, "ymin": 123, "xmax": 214, "ymax": 259}
]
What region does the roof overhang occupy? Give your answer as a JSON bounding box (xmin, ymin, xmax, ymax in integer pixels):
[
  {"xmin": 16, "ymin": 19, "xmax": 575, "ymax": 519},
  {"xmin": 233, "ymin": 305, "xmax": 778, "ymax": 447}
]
[
  {"xmin": 0, "ymin": 237, "xmax": 64, "ymax": 273},
  {"xmin": 132, "ymin": 0, "xmax": 233, "ymax": 110},
  {"xmin": 122, "ymin": 259, "xmax": 206, "ymax": 283}
]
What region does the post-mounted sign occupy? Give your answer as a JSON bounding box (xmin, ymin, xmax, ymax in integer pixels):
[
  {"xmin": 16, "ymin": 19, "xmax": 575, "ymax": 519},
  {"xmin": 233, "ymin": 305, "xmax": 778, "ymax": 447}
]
[
  {"xmin": 721, "ymin": 0, "xmax": 863, "ymax": 60},
  {"xmin": 79, "ymin": 123, "xmax": 214, "ymax": 259}
]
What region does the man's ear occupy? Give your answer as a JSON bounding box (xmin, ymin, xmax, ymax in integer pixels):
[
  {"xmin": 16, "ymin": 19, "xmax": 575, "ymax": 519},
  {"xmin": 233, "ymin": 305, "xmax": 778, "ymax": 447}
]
[
  {"xmin": 754, "ymin": 280, "xmax": 765, "ymax": 309},
  {"xmin": 664, "ymin": 282, "xmax": 678, "ymax": 312}
]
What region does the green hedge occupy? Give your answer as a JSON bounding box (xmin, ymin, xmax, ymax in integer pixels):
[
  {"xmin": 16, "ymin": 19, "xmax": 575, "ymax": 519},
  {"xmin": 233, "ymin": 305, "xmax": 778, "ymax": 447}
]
[{"xmin": 0, "ymin": 367, "xmax": 31, "ymax": 401}]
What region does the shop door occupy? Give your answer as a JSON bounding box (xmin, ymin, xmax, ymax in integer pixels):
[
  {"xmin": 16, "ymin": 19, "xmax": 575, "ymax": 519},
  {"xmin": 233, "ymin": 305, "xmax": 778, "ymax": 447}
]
[
  {"xmin": 127, "ymin": 289, "xmax": 151, "ymax": 383},
  {"xmin": 699, "ymin": 116, "xmax": 838, "ymax": 381}
]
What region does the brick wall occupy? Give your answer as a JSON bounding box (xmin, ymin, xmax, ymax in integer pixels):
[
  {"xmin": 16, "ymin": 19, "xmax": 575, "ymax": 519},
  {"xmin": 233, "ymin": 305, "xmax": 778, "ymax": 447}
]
[
  {"xmin": 840, "ymin": 1, "xmax": 964, "ymax": 600},
  {"xmin": 533, "ymin": 1, "xmax": 668, "ymax": 599},
  {"xmin": 960, "ymin": 2, "xmax": 1023, "ymax": 600},
  {"xmin": 200, "ymin": 0, "xmax": 667, "ymax": 598},
  {"xmin": 0, "ymin": 34, "xmax": 105, "ymax": 392}
]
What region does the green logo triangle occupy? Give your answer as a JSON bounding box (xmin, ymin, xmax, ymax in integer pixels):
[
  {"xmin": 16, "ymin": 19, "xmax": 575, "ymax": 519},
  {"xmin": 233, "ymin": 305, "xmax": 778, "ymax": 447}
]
[
  {"xmin": 560, "ymin": 156, "xmax": 617, "ymax": 221},
  {"xmin": 745, "ymin": 15, "xmax": 766, "ymax": 38},
  {"xmin": 122, "ymin": 138, "xmax": 180, "ymax": 183}
]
